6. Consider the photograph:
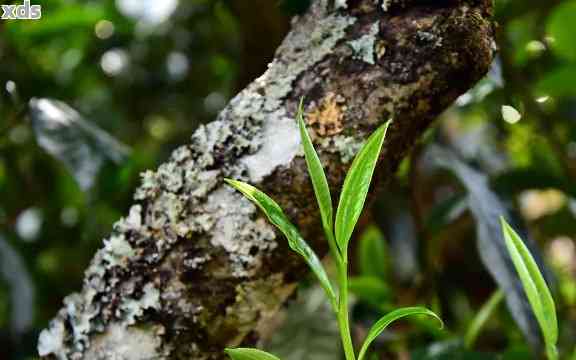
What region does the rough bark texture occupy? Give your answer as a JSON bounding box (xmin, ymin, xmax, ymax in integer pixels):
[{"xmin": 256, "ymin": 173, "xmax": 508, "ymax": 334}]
[{"xmin": 39, "ymin": 0, "xmax": 495, "ymax": 359}]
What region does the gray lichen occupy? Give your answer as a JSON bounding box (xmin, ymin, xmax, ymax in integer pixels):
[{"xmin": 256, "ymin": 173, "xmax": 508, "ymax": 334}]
[
  {"xmin": 317, "ymin": 135, "xmax": 364, "ymax": 163},
  {"xmin": 335, "ymin": 0, "xmax": 348, "ymax": 9},
  {"xmin": 348, "ymin": 21, "xmax": 380, "ymax": 65},
  {"xmin": 381, "ymin": 0, "xmax": 392, "ymax": 11}
]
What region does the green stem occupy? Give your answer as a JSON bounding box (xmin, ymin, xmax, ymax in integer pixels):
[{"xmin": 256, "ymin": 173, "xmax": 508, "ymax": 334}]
[
  {"xmin": 325, "ymin": 228, "xmax": 342, "ymax": 265},
  {"xmin": 337, "ymin": 258, "xmax": 356, "ymax": 360}
]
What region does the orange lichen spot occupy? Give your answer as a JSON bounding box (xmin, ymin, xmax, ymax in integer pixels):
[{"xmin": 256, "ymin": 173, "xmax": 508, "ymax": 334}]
[{"xmin": 306, "ymin": 92, "xmax": 346, "ymax": 137}]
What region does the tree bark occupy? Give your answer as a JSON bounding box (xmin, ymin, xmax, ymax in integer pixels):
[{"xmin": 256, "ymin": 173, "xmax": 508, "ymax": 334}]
[{"xmin": 39, "ymin": 1, "xmax": 494, "ymax": 359}]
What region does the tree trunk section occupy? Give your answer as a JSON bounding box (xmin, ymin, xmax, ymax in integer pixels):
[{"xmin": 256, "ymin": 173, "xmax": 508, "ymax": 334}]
[{"xmin": 39, "ymin": 0, "xmax": 494, "ymax": 359}]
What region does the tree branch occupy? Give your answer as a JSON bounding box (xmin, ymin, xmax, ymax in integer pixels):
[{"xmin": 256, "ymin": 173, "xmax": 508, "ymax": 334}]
[{"xmin": 39, "ymin": 1, "xmax": 494, "ymax": 359}]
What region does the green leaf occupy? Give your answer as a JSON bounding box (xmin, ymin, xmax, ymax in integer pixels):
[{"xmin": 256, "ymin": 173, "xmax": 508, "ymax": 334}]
[
  {"xmin": 225, "ymin": 348, "xmax": 281, "ymax": 360},
  {"xmin": 335, "ymin": 121, "xmax": 390, "ymax": 255},
  {"xmin": 501, "ymin": 218, "xmax": 558, "ymax": 359},
  {"xmin": 348, "ymin": 276, "xmax": 389, "ymax": 308},
  {"xmin": 547, "ymin": 1, "xmax": 576, "ymax": 61},
  {"xmin": 225, "ymin": 179, "xmax": 336, "ymax": 307},
  {"xmin": 358, "ymin": 226, "xmax": 388, "ymax": 278},
  {"xmin": 358, "ymin": 307, "xmax": 442, "ymax": 360},
  {"xmin": 464, "ymin": 290, "xmax": 504, "ymax": 349},
  {"xmin": 536, "ymin": 66, "xmax": 576, "ymax": 98},
  {"xmin": 297, "ymin": 99, "xmax": 338, "ymax": 259}
]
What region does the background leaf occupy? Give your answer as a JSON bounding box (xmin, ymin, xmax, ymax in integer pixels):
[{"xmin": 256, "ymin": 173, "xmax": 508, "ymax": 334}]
[
  {"xmin": 358, "ymin": 225, "xmax": 388, "ymax": 279},
  {"xmin": 348, "ymin": 276, "xmax": 390, "ymax": 308},
  {"xmin": 335, "ymin": 121, "xmax": 390, "ymax": 255},
  {"xmin": 546, "ymin": 1, "xmax": 576, "ymax": 61},
  {"xmin": 0, "ymin": 235, "xmax": 34, "ymax": 335},
  {"xmin": 427, "ymin": 145, "xmax": 551, "ymax": 347},
  {"xmin": 464, "ymin": 290, "xmax": 504, "ymax": 349},
  {"xmin": 29, "ymin": 98, "xmax": 130, "ymax": 191}
]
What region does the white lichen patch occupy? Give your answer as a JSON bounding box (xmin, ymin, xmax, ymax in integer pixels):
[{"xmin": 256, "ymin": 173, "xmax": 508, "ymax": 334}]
[
  {"xmin": 38, "ymin": 317, "xmax": 66, "ymax": 357},
  {"xmin": 241, "ymin": 115, "xmax": 300, "ymax": 181},
  {"xmin": 38, "ymin": 287, "xmax": 102, "ymax": 358},
  {"xmin": 348, "ymin": 21, "xmax": 380, "ymax": 65},
  {"xmin": 102, "ymin": 233, "xmax": 135, "ymax": 267},
  {"xmin": 335, "ymin": 0, "xmax": 347, "ymax": 9},
  {"xmin": 317, "ymin": 135, "xmax": 364, "ymax": 163},
  {"xmin": 84, "ymin": 323, "xmax": 165, "ymax": 360},
  {"xmin": 206, "ymin": 187, "xmax": 277, "ymax": 276},
  {"xmin": 120, "ymin": 283, "xmax": 161, "ymax": 325}
]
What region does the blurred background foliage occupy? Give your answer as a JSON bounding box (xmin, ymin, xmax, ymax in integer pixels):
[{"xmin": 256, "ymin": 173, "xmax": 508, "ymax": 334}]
[{"xmin": 0, "ymin": 0, "xmax": 576, "ymax": 359}]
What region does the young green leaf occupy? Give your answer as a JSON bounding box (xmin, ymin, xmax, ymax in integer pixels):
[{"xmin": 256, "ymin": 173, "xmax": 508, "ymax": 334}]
[
  {"xmin": 296, "ymin": 100, "xmax": 339, "ymax": 260},
  {"xmin": 501, "ymin": 218, "xmax": 558, "ymax": 359},
  {"xmin": 335, "ymin": 121, "xmax": 390, "ymax": 256},
  {"xmin": 225, "ymin": 179, "xmax": 336, "ymax": 308},
  {"xmin": 225, "ymin": 348, "xmax": 281, "ymax": 360},
  {"xmin": 464, "ymin": 289, "xmax": 504, "ymax": 349},
  {"xmin": 357, "ymin": 307, "xmax": 442, "ymax": 360}
]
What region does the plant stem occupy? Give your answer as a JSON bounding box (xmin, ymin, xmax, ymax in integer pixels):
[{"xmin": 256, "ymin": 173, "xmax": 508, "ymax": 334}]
[
  {"xmin": 326, "ymin": 229, "xmax": 342, "ymax": 269},
  {"xmin": 337, "ymin": 258, "xmax": 356, "ymax": 360}
]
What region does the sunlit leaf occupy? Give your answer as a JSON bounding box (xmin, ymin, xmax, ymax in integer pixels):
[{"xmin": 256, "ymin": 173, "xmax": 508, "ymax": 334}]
[
  {"xmin": 501, "ymin": 218, "xmax": 558, "ymax": 359},
  {"xmin": 501, "ymin": 105, "xmax": 522, "ymax": 124},
  {"xmin": 297, "ymin": 99, "xmax": 337, "ymax": 258},
  {"xmin": 225, "ymin": 179, "xmax": 336, "ymax": 307},
  {"xmin": 335, "ymin": 121, "xmax": 390, "ymax": 255},
  {"xmin": 29, "ymin": 98, "xmax": 130, "ymax": 191},
  {"xmin": 358, "ymin": 307, "xmax": 443, "ymax": 360},
  {"xmin": 225, "ymin": 348, "xmax": 281, "ymax": 360}
]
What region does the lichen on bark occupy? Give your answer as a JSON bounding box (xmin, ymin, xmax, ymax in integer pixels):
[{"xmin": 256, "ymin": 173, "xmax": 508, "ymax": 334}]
[{"xmin": 39, "ymin": 0, "xmax": 494, "ymax": 359}]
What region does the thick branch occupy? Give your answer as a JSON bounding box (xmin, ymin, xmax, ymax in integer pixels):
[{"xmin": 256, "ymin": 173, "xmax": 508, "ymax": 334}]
[{"xmin": 39, "ymin": 1, "xmax": 494, "ymax": 359}]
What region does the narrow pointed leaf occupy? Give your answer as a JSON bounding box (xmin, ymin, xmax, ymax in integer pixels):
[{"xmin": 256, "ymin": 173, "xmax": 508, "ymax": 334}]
[
  {"xmin": 225, "ymin": 348, "xmax": 281, "ymax": 360},
  {"xmin": 358, "ymin": 307, "xmax": 442, "ymax": 360},
  {"xmin": 225, "ymin": 179, "xmax": 336, "ymax": 306},
  {"xmin": 464, "ymin": 289, "xmax": 504, "ymax": 349},
  {"xmin": 335, "ymin": 121, "xmax": 390, "ymax": 254},
  {"xmin": 501, "ymin": 218, "xmax": 558, "ymax": 355},
  {"xmin": 297, "ymin": 100, "xmax": 337, "ymax": 258}
]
